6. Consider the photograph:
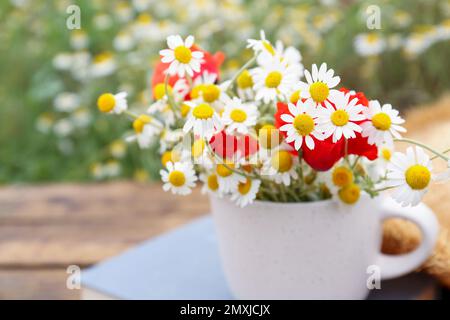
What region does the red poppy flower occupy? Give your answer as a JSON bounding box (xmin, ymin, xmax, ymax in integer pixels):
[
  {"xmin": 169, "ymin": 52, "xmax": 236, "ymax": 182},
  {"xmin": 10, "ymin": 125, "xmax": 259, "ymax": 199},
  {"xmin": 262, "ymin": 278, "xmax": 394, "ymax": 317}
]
[
  {"xmin": 209, "ymin": 131, "xmax": 238, "ymax": 160},
  {"xmin": 209, "ymin": 130, "xmax": 258, "ymax": 161},
  {"xmin": 151, "ymin": 45, "xmax": 225, "ymax": 98}
]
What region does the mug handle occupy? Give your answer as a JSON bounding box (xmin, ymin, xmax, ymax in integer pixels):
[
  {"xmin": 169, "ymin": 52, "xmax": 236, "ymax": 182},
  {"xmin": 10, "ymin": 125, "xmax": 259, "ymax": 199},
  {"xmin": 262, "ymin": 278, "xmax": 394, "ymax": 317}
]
[{"xmin": 376, "ymin": 197, "xmax": 439, "ymax": 280}]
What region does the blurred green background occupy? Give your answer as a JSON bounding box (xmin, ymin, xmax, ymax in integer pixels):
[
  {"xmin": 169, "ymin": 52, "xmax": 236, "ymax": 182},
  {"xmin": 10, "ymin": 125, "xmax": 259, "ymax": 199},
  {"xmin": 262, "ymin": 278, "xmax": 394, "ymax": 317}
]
[{"xmin": 0, "ymin": 0, "xmax": 449, "ymax": 183}]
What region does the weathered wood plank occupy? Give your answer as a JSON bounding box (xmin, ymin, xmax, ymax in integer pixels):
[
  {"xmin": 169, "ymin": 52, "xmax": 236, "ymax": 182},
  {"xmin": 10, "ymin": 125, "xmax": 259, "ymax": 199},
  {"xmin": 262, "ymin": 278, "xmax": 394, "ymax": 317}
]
[
  {"xmin": 0, "ymin": 183, "xmax": 209, "ymax": 266},
  {"xmin": 0, "ymin": 269, "xmax": 79, "ymax": 300}
]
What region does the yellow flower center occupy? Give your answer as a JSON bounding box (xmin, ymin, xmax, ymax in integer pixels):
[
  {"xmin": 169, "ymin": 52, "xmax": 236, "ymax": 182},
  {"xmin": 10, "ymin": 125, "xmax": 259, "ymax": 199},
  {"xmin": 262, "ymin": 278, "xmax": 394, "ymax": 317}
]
[
  {"xmin": 168, "ymin": 170, "xmax": 186, "ymax": 187},
  {"xmin": 216, "ymin": 163, "xmax": 234, "ymax": 177},
  {"xmin": 309, "ymin": 81, "xmax": 329, "ymax": 103},
  {"xmin": 180, "ymin": 103, "xmax": 191, "ymax": 118},
  {"xmin": 371, "ymin": 112, "xmax": 391, "ymax": 131},
  {"xmin": 97, "ymin": 93, "xmax": 116, "ymax": 113},
  {"xmin": 237, "ymin": 70, "xmax": 253, "ymax": 89},
  {"xmin": 161, "ymin": 150, "xmax": 181, "ymax": 166},
  {"xmin": 381, "ymin": 148, "xmax": 392, "ymax": 161},
  {"xmin": 132, "ymin": 114, "xmax": 152, "ymax": 133},
  {"xmin": 263, "ymin": 41, "xmax": 276, "ymax": 55},
  {"xmin": 332, "ymin": 166, "xmax": 354, "ymax": 187},
  {"xmin": 153, "ymin": 83, "xmax": 172, "ymax": 100},
  {"xmin": 190, "ymin": 84, "xmax": 203, "ymax": 99},
  {"xmin": 192, "ymin": 139, "xmax": 205, "ymax": 158},
  {"xmin": 207, "ymin": 174, "xmax": 219, "ymax": 191},
  {"xmin": 230, "ymin": 109, "xmax": 247, "ymax": 123},
  {"xmin": 338, "ymin": 183, "xmax": 361, "ymax": 204},
  {"xmin": 405, "ymin": 165, "xmax": 431, "ymax": 190},
  {"xmin": 137, "ymin": 13, "xmax": 152, "ymax": 24},
  {"xmin": 94, "ymin": 52, "xmax": 113, "ymax": 64},
  {"xmin": 258, "ymin": 124, "xmax": 282, "ymax": 149},
  {"xmin": 331, "ymin": 110, "xmax": 349, "ymax": 127},
  {"xmin": 201, "ymin": 84, "xmax": 220, "ymax": 103},
  {"xmin": 265, "ymin": 71, "xmax": 282, "ymax": 88},
  {"xmin": 174, "ymin": 45, "xmax": 192, "ymax": 64},
  {"xmin": 271, "ymin": 150, "xmax": 293, "ymax": 173},
  {"xmin": 366, "ymin": 33, "xmax": 379, "ymax": 43},
  {"xmin": 293, "ymin": 114, "xmax": 315, "ymax": 136},
  {"xmin": 290, "ymin": 90, "xmax": 301, "ymax": 104},
  {"xmin": 238, "ymin": 178, "xmax": 252, "ymax": 195},
  {"xmin": 192, "ymin": 103, "xmax": 214, "ymax": 120}
]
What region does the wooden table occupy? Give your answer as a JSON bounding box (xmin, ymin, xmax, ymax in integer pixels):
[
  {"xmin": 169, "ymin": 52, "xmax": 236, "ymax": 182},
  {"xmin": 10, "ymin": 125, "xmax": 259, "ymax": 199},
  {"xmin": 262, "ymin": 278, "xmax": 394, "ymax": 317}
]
[{"xmin": 0, "ymin": 183, "xmax": 209, "ymax": 299}]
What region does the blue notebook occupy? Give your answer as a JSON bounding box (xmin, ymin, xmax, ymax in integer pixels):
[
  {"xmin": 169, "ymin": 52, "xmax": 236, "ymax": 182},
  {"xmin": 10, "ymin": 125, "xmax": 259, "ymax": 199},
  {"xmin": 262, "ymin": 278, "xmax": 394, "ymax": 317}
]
[{"xmin": 81, "ymin": 216, "xmax": 436, "ymax": 300}]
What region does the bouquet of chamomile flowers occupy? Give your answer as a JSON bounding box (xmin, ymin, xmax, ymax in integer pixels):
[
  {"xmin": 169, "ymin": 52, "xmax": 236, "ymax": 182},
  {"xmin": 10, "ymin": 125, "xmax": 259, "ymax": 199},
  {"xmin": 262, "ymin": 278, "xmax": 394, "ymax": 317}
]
[{"xmin": 97, "ymin": 31, "xmax": 450, "ymax": 208}]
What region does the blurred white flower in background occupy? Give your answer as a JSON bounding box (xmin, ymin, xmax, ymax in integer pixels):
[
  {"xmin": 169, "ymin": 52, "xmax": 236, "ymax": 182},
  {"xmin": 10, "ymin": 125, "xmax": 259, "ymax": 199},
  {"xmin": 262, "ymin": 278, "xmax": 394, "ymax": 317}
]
[
  {"xmin": 53, "ymin": 92, "xmax": 80, "ymax": 112},
  {"xmin": 354, "ymin": 33, "xmax": 386, "ymax": 57},
  {"xmin": 90, "ymin": 52, "xmax": 117, "ymax": 78},
  {"xmin": 70, "ymin": 30, "xmax": 89, "ymax": 50},
  {"xmin": 53, "ymin": 119, "xmax": 74, "ymax": 137},
  {"xmin": 113, "ymin": 30, "xmax": 135, "ymax": 51}
]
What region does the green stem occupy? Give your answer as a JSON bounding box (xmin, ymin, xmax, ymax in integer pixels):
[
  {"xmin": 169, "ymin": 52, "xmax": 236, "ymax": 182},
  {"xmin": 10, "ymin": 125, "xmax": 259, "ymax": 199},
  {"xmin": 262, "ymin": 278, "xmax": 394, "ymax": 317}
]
[
  {"xmin": 164, "ymin": 73, "xmax": 180, "ymax": 120},
  {"xmin": 373, "ymin": 186, "xmax": 395, "ymax": 193},
  {"xmin": 185, "ymin": 73, "xmax": 193, "ymax": 90},
  {"xmin": 205, "ymin": 141, "xmax": 260, "ymax": 180},
  {"xmin": 394, "ymin": 138, "xmax": 449, "ymax": 161},
  {"xmin": 226, "ymin": 56, "xmax": 257, "ymax": 94},
  {"xmin": 124, "ymin": 110, "xmax": 138, "ymax": 119},
  {"xmin": 351, "ymin": 156, "xmax": 361, "ymax": 170},
  {"xmin": 431, "ymin": 148, "xmax": 450, "ymax": 161}
]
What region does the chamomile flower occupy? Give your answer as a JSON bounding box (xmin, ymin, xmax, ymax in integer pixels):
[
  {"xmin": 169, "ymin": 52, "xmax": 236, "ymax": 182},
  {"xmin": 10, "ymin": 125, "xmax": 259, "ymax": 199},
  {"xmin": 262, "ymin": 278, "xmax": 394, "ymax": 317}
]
[
  {"xmin": 215, "ymin": 163, "xmax": 246, "ymax": 193},
  {"xmin": 54, "ymin": 92, "xmax": 80, "ymax": 112},
  {"xmin": 97, "ymin": 92, "xmax": 128, "ymax": 114},
  {"xmin": 386, "ymin": 147, "xmax": 434, "ymax": 207},
  {"xmin": 263, "ymin": 149, "xmax": 299, "ymax": 186},
  {"xmin": 251, "ymin": 59, "xmax": 299, "ymax": 103},
  {"xmin": 200, "ymin": 172, "xmax": 221, "ymax": 196},
  {"xmin": 183, "ymin": 102, "xmax": 222, "ymax": 139},
  {"xmin": 126, "ymin": 114, "xmax": 163, "ymax": 149},
  {"xmin": 361, "ymin": 100, "xmax": 406, "ymax": 146},
  {"xmin": 159, "ymin": 35, "xmax": 204, "ymax": 77},
  {"xmin": 298, "ymin": 63, "xmax": 340, "ymax": 105},
  {"xmin": 247, "ymin": 30, "xmax": 276, "ymax": 56},
  {"xmin": 149, "ymin": 79, "xmax": 189, "ymax": 114},
  {"xmin": 279, "ymin": 99, "xmax": 323, "ymax": 150},
  {"xmin": 221, "ymin": 97, "xmax": 258, "ymax": 135},
  {"xmin": 90, "ymin": 52, "xmax": 117, "ymax": 78},
  {"xmin": 353, "ymin": 33, "xmax": 386, "ymax": 57},
  {"xmin": 258, "ymin": 124, "xmax": 284, "ymax": 150},
  {"xmin": 184, "ymin": 138, "xmax": 214, "ymax": 169},
  {"xmin": 378, "ymin": 142, "xmax": 394, "ymax": 167},
  {"xmin": 316, "ymin": 91, "xmax": 365, "ymax": 143},
  {"xmin": 236, "ymin": 70, "xmax": 254, "ymax": 100},
  {"xmin": 258, "ymin": 40, "xmax": 304, "ymax": 77},
  {"xmin": 113, "ymin": 30, "xmax": 135, "ymax": 51},
  {"xmin": 70, "ymin": 30, "xmax": 88, "ymax": 50},
  {"xmin": 338, "ymin": 183, "xmax": 361, "ymax": 205},
  {"xmin": 159, "ymin": 128, "xmax": 184, "ymax": 153},
  {"xmin": 230, "ymin": 178, "xmax": 261, "ymax": 207},
  {"xmin": 160, "ymin": 161, "xmax": 197, "ymax": 195},
  {"xmin": 132, "ymin": 13, "xmax": 155, "ymax": 41},
  {"xmin": 190, "ymin": 71, "xmax": 230, "ymax": 111}
]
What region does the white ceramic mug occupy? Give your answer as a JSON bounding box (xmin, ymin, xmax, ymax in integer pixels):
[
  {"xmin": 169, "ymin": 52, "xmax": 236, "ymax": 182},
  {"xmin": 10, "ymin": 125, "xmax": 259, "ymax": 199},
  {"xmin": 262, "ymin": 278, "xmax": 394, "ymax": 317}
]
[{"xmin": 210, "ymin": 194, "xmax": 439, "ymax": 299}]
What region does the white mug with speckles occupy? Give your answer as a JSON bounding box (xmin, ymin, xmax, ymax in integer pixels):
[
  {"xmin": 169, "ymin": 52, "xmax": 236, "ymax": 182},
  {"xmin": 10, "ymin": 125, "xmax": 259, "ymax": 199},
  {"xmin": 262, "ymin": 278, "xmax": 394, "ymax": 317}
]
[{"xmin": 210, "ymin": 194, "xmax": 438, "ymax": 299}]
